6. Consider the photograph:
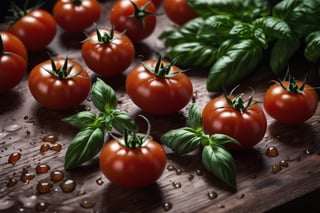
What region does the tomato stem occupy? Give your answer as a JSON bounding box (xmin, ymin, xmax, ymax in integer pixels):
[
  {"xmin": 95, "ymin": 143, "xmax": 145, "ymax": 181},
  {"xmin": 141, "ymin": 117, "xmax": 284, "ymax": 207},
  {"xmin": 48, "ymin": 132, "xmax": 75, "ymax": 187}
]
[
  {"xmin": 128, "ymin": 0, "xmax": 156, "ymax": 27},
  {"xmin": 223, "ymin": 86, "xmax": 257, "ymax": 113},
  {"xmin": 6, "ymin": 0, "xmax": 44, "ymax": 24},
  {"xmin": 71, "ymin": 0, "xmax": 83, "ymax": 4},
  {"xmin": 279, "ymin": 72, "xmax": 307, "ymax": 93}
]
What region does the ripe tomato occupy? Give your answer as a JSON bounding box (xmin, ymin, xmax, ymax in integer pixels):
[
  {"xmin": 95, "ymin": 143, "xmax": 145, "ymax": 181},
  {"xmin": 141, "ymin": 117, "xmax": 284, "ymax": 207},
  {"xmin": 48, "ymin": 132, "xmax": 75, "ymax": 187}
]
[
  {"xmin": 0, "ymin": 32, "xmax": 28, "ymax": 93},
  {"xmin": 53, "ymin": 0, "xmax": 101, "ymax": 32},
  {"xmin": 125, "ymin": 57, "xmax": 193, "ymax": 115},
  {"xmin": 8, "ymin": 8, "xmax": 57, "ymax": 52},
  {"xmin": 202, "ymin": 94, "xmax": 267, "ymax": 150},
  {"xmin": 263, "ymin": 80, "xmax": 318, "ymax": 124},
  {"xmin": 81, "ymin": 27, "xmax": 135, "ymax": 76},
  {"xmin": 110, "ymin": 0, "xmax": 157, "ymax": 41},
  {"xmin": 151, "ymin": 0, "xmax": 162, "ymax": 8},
  {"xmin": 99, "ymin": 136, "xmax": 167, "ymax": 188},
  {"xmin": 163, "ymin": 0, "xmax": 197, "ymax": 26},
  {"xmin": 28, "ymin": 57, "xmax": 91, "ymax": 110}
]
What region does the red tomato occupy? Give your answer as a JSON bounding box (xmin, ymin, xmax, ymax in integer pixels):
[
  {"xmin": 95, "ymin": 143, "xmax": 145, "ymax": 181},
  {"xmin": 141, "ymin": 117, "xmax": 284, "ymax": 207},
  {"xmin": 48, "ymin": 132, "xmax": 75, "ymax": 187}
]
[
  {"xmin": 81, "ymin": 27, "xmax": 135, "ymax": 76},
  {"xmin": 99, "ymin": 137, "xmax": 167, "ymax": 188},
  {"xmin": 163, "ymin": 0, "xmax": 197, "ymax": 25},
  {"xmin": 151, "ymin": 0, "xmax": 162, "ymax": 8},
  {"xmin": 53, "ymin": 0, "xmax": 101, "ymax": 32},
  {"xmin": 8, "ymin": 9, "xmax": 57, "ymax": 52},
  {"xmin": 110, "ymin": 0, "xmax": 157, "ymax": 41},
  {"xmin": 202, "ymin": 95, "xmax": 267, "ymax": 150},
  {"xmin": 28, "ymin": 57, "xmax": 91, "ymax": 110},
  {"xmin": 0, "ymin": 32, "xmax": 28, "ymax": 92},
  {"xmin": 126, "ymin": 58, "xmax": 193, "ymax": 115},
  {"xmin": 263, "ymin": 81, "xmax": 318, "ymax": 124}
]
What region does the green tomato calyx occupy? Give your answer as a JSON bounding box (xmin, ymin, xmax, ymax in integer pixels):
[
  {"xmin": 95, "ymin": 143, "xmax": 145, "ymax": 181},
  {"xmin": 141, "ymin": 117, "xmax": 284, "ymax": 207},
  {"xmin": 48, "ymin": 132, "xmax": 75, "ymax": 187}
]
[
  {"xmin": 44, "ymin": 57, "xmax": 83, "ymax": 79},
  {"xmin": 223, "ymin": 86, "xmax": 257, "ymax": 113},
  {"xmin": 279, "ymin": 72, "xmax": 307, "ymax": 94},
  {"xmin": 128, "ymin": 0, "xmax": 156, "ymax": 27}
]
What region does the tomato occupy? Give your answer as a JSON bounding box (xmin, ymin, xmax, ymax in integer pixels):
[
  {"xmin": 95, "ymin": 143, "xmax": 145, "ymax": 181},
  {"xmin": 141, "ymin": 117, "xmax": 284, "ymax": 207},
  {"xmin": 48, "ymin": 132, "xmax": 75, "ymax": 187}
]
[
  {"xmin": 125, "ymin": 57, "xmax": 193, "ymax": 115},
  {"xmin": 163, "ymin": 0, "xmax": 197, "ymax": 26},
  {"xmin": 99, "ymin": 136, "xmax": 166, "ymax": 188},
  {"xmin": 8, "ymin": 8, "xmax": 57, "ymax": 52},
  {"xmin": 151, "ymin": 0, "xmax": 162, "ymax": 8},
  {"xmin": 28, "ymin": 57, "xmax": 91, "ymax": 110},
  {"xmin": 263, "ymin": 80, "xmax": 318, "ymax": 124},
  {"xmin": 202, "ymin": 94, "xmax": 267, "ymax": 150},
  {"xmin": 81, "ymin": 27, "xmax": 135, "ymax": 76},
  {"xmin": 53, "ymin": 0, "xmax": 101, "ymax": 32},
  {"xmin": 110, "ymin": 0, "xmax": 157, "ymax": 41},
  {"xmin": 0, "ymin": 32, "xmax": 28, "ymax": 93}
]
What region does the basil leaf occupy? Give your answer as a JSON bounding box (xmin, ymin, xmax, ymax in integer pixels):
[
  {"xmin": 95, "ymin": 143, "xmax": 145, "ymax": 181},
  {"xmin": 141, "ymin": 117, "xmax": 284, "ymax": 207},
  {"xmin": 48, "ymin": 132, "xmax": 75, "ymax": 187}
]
[
  {"xmin": 210, "ymin": 134, "xmax": 239, "ymax": 146},
  {"xmin": 64, "ymin": 127, "xmax": 104, "ymax": 169},
  {"xmin": 202, "ymin": 145, "xmax": 237, "ymax": 189},
  {"xmin": 63, "ymin": 111, "xmax": 97, "ymax": 129},
  {"xmin": 111, "ymin": 110, "xmax": 137, "ymax": 133},
  {"xmin": 305, "ymin": 31, "xmax": 320, "ymax": 63},
  {"xmin": 207, "ymin": 39, "xmax": 263, "ymax": 91},
  {"xmin": 187, "ymin": 104, "xmax": 202, "ymax": 130},
  {"xmin": 270, "ymin": 36, "xmax": 299, "ymax": 74},
  {"xmin": 91, "ymin": 78, "xmax": 118, "ymax": 113},
  {"xmin": 253, "ymin": 16, "xmax": 292, "ymax": 40},
  {"xmin": 161, "ymin": 127, "xmax": 202, "ymax": 155}
]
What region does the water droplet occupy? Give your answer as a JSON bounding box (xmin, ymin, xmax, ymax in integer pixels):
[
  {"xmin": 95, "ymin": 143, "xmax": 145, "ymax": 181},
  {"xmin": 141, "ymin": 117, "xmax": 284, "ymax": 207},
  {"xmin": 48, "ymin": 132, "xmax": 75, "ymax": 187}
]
[
  {"xmin": 8, "ymin": 152, "xmax": 21, "ymax": 165},
  {"xmin": 207, "ymin": 191, "xmax": 218, "ymax": 200},
  {"xmin": 37, "ymin": 182, "xmax": 53, "ymax": 194},
  {"xmin": 42, "ymin": 135, "xmax": 58, "ymax": 143},
  {"xmin": 175, "ymin": 169, "xmax": 182, "ymax": 175},
  {"xmin": 5, "ymin": 124, "xmax": 22, "ymax": 132},
  {"xmin": 60, "ymin": 179, "xmax": 76, "ymax": 193},
  {"xmin": 162, "ymin": 202, "xmax": 172, "ymax": 211},
  {"xmin": 20, "ymin": 168, "xmax": 35, "ymax": 183},
  {"xmin": 167, "ymin": 165, "xmax": 175, "ymax": 171},
  {"xmin": 271, "ymin": 164, "xmax": 282, "ymax": 174},
  {"xmin": 35, "ymin": 202, "xmax": 48, "ymax": 211},
  {"xmin": 266, "ymin": 146, "xmax": 279, "ymax": 157},
  {"xmin": 76, "ymin": 191, "xmax": 86, "ymax": 197},
  {"xmin": 96, "ymin": 177, "xmax": 104, "ymax": 185},
  {"xmin": 50, "ymin": 144, "xmax": 62, "ymax": 152},
  {"xmin": 196, "ymin": 169, "xmax": 203, "ymax": 176},
  {"xmin": 40, "ymin": 144, "xmax": 50, "ymax": 153},
  {"xmin": 305, "ymin": 149, "xmax": 313, "ymax": 155},
  {"xmin": 187, "ymin": 174, "xmax": 194, "ymax": 181},
  {"xmin": 35, "ymin": 164, "xmax": 50, "ymax": 174},
  {"xmin": 6, "ymin": 177, "xmax": 18, "ymax": 187},
  {"xmin": 80, "ymin": 200, "xmax": 95, "ymax": 209},
  {"xmin": 172, "ymin": 181, "xmax": 181, "ymax": 188},
  {"xmin": 279, "ymin": 160, "xmax": 289, "ymax": 167},
  {"xmin": 50, "ymin": 170, "xmax": 64, "ymax": 182}
]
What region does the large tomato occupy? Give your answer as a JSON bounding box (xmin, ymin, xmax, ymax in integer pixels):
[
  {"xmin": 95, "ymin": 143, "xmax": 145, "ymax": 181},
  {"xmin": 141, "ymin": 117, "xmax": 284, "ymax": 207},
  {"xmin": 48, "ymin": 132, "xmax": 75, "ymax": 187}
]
[
  {"xmin": 110, "ymin": 0, "xmax": 157, "ymax": 41},
  {"xmin": 99, "ymin": 136, "xmax": 167, "ymax": 188},
  {"xmin": 0, "ymin": 32, "xmax": 28, "ymax": 93},
  {"xmin": 202, "ymin": 93, "xmax": 267, "ymax": 150},
  {"xmin": 163, "ymin": 0, "xmax": 197, "ymax": 25},
  {"xmin": 263, "ymin": 80, "xmax": 318, "ymax": 124},
  {"xmin": 28, "ymin": 57, "xmax": 91, "ymax": 110},
  {"xmin": 8, "ymin": 8, "xmax": 57, "ymax": 52},
  {"xmin": 53, "ymin": 0, "xmax": 101, "ymax": 32},
  {"xmin": 81, "ymin": 27, "xmax": 135, "ymax": 76},
  {"xmin": 125, "ymin": 57, "xmax": 193, "ymax": 115}
]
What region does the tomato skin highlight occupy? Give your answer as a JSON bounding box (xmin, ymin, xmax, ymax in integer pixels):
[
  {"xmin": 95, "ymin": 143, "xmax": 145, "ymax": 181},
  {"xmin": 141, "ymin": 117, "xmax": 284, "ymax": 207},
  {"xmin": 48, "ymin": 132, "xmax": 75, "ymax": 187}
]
[
  {"xmin": 263, "ymin": 81, "xmax": 318, "ymax": 124},
  {"xmin": 110, "ymin": 0, "xmax": 157, "ymax": 41},
  {"xmin": 53, "ymin": 0, "xmax": 101, "ymax": 32},
  {"xmin": 81, "ymin": 28, "xmax": 135, "ymax": 76},
  {"xmin": 99, "ymin": 138, "xmax": 167, "ymax": 188},
  {"xmin": 126, "ymin": 60, "xmax": 193, "ymax": 115},
  {"xmin": 163, "ymin": 0, "xmax": 197, "ymax": 26},
  {"xmin": 8, "ymin": 9, "xmax": 57, "ymax": 52},
  {"xmin": 28, "ymin": 58, "xmax": 91, "ymax": 110},
  {"xmin": 202, "ymin": 96, "xmax": 267, "ymax": 150}
]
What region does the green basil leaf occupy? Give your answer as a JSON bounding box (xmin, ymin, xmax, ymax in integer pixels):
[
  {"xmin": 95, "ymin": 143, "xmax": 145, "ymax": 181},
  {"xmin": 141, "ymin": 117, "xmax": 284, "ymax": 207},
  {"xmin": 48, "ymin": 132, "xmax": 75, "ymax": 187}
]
[
  {"xmin": 202, "ymin": 145, "xmax": 237, "ymax": 189},
  {"xmin": 161, "ymin": 127, "xmax": 203, "ymax": 155},
  {"xmin": 305, "ymin": 31, "xmax": 320, "ymax": 63},
  {"xmin": 63, "ymin": 111, "xmax": 97, "ymax": 129},
  {"xmin": 187, "ymin": 104, "xmax": 202, "ymax": 130},
  {"xmin": 270, "ymin": 36, "xmax": 300, "ymax": 74},
  {"xmin": 111, "ymin": 110, "xmax": 137, "ymax": 134},
  {"xmin": 64, "ymin": 127, "xmax": 104, "ymax": 169},
  {"xmin": 210, "ymin": 134, "xmax": 239, "ymax": 146},
  {"xmin": 207, "ymin": 39, "xmax": 263, "ymax": 91},
  {"xmin": 91, "ymin": 78, "xmax": 118, "ymax": 113}
]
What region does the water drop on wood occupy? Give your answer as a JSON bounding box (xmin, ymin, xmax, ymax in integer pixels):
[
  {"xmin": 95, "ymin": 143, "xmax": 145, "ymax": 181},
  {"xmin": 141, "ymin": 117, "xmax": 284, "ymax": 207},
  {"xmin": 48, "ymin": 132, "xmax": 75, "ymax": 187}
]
[
  {"xmin": 80, "ymin": 200, "xmax": 95, "ymax": 209},
  {"xmin": 60, "ymin": 179, "xmax": 76, "ymax": 193},
  {"xmin": 40, "ymin": 144, "xmax": 50, "ymax": 153},
  {"xmin": 271, "ymin": 164, "xmax": 282, "ymax": 174},
  {"xmin": 50, "ymin": 170, "xmax": 64, "ymax": 182},
  {"xmin": 35, "ymin": 164, "xmax": 50, "ymax": 174},
  {"xmin": 196, "ymin": 169, "xmax": 203, "ymax": 176},
  {"xmin": 172, "ymin": 181, "xmax": 182, "ymax": 188},
  {"xmin": 266, "ymin": 146, "xmax": 279, "ymax": 157},
  {"xmin": 207, "ymin": 191, "xmax": 218, "ymax": 200},
  {"xmin": 6, "ymin": 177, "xmax": 18, "ymax": 187},
  {"xmin": 42, "ymin": 135, "xmax": 58, "ymax": 143},
  {"xmin": 175, "ymin": 168, "xmax": 182, "ymax": 175},
  {"xmin": 96, "ymin": 177, "xmax": 104, "ymax": 185},
  {"xmin": 35, "ymin": 202, "xmax": 49, "ymax": 211},
  {"xmin": 162, "ymin": 202, "xmax": 172, "ymax": 211},
  {"xmin": 167, "ymin": 165, "xmax": 175, "ymax": 171},
  {"xmin": 187, "ymin": 174, "xmax": 194, "ymax": 181},
  {"xmin": 8, "ymin": 152, "xmax": 21, "ymax": 165},
  {"xmin": 20, "ymin": 168, "xmax": 35, "ymax": 183},
  {"xmin": 50, "ymin": 144, "xmax": 62, "ymax": 152},
  {"xmin": 36, "ymin": 182, "xmax": 53, "ymax": 194},
  {"xmin": 279, "ymin": 160, "xmax": 289, "ymax": 168}
]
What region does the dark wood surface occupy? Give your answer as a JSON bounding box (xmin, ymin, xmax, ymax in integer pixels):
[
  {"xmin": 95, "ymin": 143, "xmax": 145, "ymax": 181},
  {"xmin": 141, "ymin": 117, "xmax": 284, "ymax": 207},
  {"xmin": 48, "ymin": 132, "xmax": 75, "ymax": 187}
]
[{"xmin": 1, "ymin": 1, "xmax": 320, "ymax": 212}]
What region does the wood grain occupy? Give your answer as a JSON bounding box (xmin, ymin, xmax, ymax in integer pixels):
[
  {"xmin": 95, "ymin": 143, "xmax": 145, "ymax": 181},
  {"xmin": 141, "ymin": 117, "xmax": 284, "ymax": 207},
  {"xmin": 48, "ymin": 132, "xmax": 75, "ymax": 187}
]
[{"xmin": 1, "ymin": 1, "xmax": 320, "ymax": 212}]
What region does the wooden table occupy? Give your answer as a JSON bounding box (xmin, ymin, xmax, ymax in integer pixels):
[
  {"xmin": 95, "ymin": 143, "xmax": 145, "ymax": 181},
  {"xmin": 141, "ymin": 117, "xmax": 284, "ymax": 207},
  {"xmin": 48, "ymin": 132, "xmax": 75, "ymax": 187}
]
[{"xmin": 1, "ymin": 1, "xmax": 320, "ymax": 212}]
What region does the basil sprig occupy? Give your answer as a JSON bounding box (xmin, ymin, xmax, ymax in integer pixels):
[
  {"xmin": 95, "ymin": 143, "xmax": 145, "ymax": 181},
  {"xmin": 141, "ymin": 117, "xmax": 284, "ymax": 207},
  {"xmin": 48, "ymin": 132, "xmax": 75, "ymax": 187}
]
[
  {"xmin": 63, "ymin": 78, "xmax": 137, "ymax": 169},
  {"xmin": 161, "ymin": 104, "xmax": 239, "ymax": 190},
  {"xmin": 160, "ymin": 0, "xmax": 320, "ymax": 91}
]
